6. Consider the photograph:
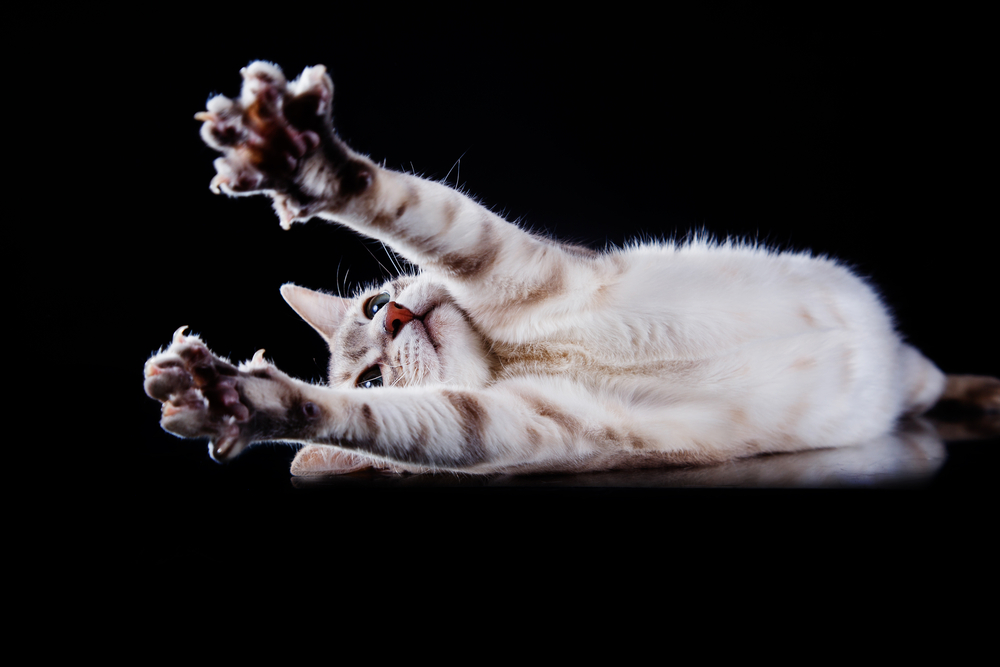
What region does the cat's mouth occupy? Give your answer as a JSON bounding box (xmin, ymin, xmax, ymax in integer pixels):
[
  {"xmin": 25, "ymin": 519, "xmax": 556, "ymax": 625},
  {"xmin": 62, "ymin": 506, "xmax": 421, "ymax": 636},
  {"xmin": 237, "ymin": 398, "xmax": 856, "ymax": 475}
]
[{"xmin": 417, "ymin": 306, "xmax": 440, "ymax": 350}]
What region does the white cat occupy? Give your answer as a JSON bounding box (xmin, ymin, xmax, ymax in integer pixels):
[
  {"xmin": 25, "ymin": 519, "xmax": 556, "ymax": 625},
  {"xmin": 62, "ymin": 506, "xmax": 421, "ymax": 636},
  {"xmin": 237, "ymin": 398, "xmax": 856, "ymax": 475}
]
[{"xmin": 143, "ymin": 61, "xmax": 999, "ymax": 476}]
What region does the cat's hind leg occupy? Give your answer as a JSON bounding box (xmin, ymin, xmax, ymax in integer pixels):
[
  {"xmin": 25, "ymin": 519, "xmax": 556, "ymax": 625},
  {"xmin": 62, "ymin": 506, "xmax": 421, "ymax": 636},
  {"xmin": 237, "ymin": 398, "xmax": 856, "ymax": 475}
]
[
  {"xmin": 290, "ymin": 445, "xmax": 401, "ymax": 476},
  {"xmin": 290, "ymin": 446, "xmax": 369, "ymax": 475}
]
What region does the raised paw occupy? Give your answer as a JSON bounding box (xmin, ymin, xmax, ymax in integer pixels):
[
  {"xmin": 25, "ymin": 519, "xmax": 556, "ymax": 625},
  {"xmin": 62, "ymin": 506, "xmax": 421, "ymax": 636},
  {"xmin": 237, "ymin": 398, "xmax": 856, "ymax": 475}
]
[
  {"xmin": 144, "ymin": 327, "xmax": 254, "ymax": 461},
  {"xmin": 196, "ymin": 61, "xmax": 347, "ymax": 229}
]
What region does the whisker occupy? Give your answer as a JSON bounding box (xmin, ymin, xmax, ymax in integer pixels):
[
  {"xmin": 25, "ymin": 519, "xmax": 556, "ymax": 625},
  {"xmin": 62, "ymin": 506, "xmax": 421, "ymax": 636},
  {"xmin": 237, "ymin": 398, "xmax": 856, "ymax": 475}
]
[
  {"xmin": 380, "ymin": 241, "xmax": 404, "ymax": 275},
  {"xmin": 361, "ymin": 241, "xmax": 393, "ymax": 278},
  {"xmin": 443, "ymin": 151, "xmax": 468, "ymax": 185}
]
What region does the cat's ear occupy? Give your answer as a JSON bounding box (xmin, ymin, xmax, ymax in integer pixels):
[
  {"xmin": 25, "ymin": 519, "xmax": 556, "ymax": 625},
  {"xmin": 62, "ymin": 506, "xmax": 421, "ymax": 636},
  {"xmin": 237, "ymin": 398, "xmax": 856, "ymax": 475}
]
[{"xmin": 280, "ymin": 283, "xmax": 352, "ymax": 340}]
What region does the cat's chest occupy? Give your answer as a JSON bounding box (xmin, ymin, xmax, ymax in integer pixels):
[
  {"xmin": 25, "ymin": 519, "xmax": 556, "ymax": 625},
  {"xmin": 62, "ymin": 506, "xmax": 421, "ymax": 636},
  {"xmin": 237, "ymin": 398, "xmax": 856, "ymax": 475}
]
[{"xmin": 489, "ymin": 340, "xmax": 680, "ymax": 384}]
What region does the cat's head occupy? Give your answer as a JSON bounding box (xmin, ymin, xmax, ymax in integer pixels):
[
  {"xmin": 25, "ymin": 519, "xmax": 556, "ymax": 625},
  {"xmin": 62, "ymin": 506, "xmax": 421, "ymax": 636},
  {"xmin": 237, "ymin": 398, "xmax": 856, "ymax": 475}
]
[{"xmin": 281, "ymin": 275, "xmax": 493, "ymax": 390}]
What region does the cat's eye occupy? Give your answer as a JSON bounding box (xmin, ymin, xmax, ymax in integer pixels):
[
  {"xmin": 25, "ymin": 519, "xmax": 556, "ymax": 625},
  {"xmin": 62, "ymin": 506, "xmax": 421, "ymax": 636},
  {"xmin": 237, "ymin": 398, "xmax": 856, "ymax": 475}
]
[
  {"xmin": 364, "ymin": 292, "xmax": 391, "ymax": 319},
  {"xmin": 357, "ymin": 366, "xmax": 383, "ymax": 389}
]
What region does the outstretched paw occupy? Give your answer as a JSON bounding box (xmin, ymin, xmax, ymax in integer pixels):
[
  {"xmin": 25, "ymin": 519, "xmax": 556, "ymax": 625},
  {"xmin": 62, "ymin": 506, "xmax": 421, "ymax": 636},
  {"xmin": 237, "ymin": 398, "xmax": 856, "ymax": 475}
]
[
  {"xmin": 196, "ymin": 61, "xmax": 342, "ymax": 228},
  {"xmin": 144, "ymin": 327, "xmax": 255, "ymax": 461},
  {"xmin": 145, "ymin": 328, "xmax": 324, "ymax": 462}
]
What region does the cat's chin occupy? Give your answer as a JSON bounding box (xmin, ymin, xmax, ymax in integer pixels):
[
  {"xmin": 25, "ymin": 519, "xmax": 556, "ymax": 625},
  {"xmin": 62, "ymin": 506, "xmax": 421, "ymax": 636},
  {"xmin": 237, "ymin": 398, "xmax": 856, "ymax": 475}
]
[{"xmin": 418, "ymin": 303, "xmax": 492, "ymax": 387}]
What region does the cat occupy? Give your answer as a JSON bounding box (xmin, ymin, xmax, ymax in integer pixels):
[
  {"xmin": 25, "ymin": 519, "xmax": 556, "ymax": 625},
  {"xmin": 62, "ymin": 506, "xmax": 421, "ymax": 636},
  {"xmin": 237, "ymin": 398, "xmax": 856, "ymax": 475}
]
[{"xmin": 143, "ymin": 61, "xmax": 999, "ymax": 476}]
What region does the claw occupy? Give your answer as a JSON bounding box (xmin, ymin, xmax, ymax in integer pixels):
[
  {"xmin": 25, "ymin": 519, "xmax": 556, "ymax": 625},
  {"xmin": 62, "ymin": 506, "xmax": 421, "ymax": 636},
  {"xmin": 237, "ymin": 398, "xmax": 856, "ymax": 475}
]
[
  {"xmin": 209, "ymin": 173, "xmax": 227, "ymax": 195},
  {"xmin": 194, "ymin": 111, "xmax": 215, "ymax": 122},
  {"xmin": 240, "ymin": 348, "xmax": 269, "ymax": 372},
  {"xmin": 173, "ymin": 326, "xmax": 189, "ymax": 344}
]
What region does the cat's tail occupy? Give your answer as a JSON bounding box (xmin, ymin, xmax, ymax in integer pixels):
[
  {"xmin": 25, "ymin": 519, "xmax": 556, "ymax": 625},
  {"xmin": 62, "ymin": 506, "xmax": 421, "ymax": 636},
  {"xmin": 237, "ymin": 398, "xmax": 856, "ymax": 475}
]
[
  {"xmin": 937, "ymin": 374, "xmax": 1000, "ymax": 413},
  {"xmin": 925, "ymin": 374, "xmax": 1000, "ymax": 442}
]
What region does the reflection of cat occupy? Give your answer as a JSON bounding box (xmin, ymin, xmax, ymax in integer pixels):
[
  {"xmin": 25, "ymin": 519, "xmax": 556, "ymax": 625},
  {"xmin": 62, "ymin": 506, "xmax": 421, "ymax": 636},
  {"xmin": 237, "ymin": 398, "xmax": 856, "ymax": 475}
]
[{"xmin": 143, "ymin": 62, "xmax": 1000, "ymax": 475}]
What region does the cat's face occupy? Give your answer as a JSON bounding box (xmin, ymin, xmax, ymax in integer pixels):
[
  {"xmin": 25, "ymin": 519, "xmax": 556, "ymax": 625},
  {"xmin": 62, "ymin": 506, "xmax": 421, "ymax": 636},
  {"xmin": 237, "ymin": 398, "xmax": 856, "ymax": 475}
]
[{"xmin": 281, "ymin": 276, "xmax": 493, "ymax": 390}]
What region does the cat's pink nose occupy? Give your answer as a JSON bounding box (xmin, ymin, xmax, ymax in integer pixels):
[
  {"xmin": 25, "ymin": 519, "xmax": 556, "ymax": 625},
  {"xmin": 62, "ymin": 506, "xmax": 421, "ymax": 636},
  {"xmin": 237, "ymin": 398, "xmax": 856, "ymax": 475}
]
[{"xmin": 383, "ymin": 301, "xmax": 416, "ymax": 336}]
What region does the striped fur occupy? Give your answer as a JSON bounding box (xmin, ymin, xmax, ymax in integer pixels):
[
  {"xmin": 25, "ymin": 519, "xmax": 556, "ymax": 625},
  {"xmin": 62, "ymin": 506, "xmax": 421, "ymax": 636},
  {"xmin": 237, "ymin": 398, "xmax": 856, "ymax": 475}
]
[{"xmin": 145, "ymin": 62, "xmax": 998, "ymax": 475}]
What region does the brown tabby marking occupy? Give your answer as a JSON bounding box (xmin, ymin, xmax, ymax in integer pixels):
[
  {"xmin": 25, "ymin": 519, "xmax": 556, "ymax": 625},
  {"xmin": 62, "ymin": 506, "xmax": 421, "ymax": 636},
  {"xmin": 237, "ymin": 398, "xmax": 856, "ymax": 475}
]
[
  {"xmin": 522, "ymin": 261, "xmax": 567, "ymax": 306},
  {"xmin": 525, "ymin": 395, "xmax": 583, "ymax": 436},
  {"xmin": 389, "ymin": 277, "xmax": 416, "ymax": 294},
  {"xmin": 597, "ymin": 426, "xmax": 651, "ymax": 451},
  {"xmin": 443, "ymin": 390, "xmax": 488, "ymax": 465},
  {"xmin": 440, "ymin": 196, "xmax": 458, "ymax": 235},
  {"xmin": 559, "ymin": 242, "xmax": 599, "ymax": 259},
  {"xmin": 369, "ymin": 180, "xmax": 419, "ymax": 231},
  {"xmin": 360, "ymin": 403, "xmax": 379, "ymax": 436},
  {"xmin": 339, "ymin": 324, "xmax": 371, "ymax": 364},
  {"xmin": 437, "ymin": 215, "xmax": 500, "ymax": 278},
  {"xmin": 491, "ymin": 260, "xmax": 567, "ymax": 310},
  {"xmin": 333, "ymin": 368, "xmax": 356, "ymax": 385}
]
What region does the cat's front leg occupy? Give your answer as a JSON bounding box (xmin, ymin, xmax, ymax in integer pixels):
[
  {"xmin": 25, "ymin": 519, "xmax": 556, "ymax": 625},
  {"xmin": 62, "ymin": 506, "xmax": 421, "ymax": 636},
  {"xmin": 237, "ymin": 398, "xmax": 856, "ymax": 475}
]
[
  {"xmin": 144, "ymin": 330, "xmax": 585, "ymax": 472},
  {"xmin": 198, "ymin": 63, "xmax": 590, "ymax": 311},
  {"xmin": 144, "ymin": 327, "xmax": 325, "ymax": 462}
]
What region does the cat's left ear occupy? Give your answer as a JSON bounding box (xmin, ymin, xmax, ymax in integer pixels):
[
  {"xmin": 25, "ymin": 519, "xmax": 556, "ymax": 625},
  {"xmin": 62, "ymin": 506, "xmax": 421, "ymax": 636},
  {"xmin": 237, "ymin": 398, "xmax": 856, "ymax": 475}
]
[{"xmin": 280, "ymin": 283, "xmax": 352, "ymax": 340}]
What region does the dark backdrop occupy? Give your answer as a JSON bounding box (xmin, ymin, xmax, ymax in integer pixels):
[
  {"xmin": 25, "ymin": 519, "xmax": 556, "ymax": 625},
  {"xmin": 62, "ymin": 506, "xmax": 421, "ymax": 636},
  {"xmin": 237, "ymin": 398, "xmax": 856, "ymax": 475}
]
[{"xmin": 67, "ymin": 7, "xmax": 996, "ymax": 554}]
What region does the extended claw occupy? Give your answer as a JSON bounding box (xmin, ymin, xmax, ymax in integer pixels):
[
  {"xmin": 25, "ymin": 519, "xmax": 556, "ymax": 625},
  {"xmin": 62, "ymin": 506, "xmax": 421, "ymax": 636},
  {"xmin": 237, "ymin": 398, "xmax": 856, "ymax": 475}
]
[
  {"xmin": 173, "ymin": 326, "xmax": 189, "ymax": 344},
  {"xmin": 209, "ymin": 173, "xmax": 227, "ymax": 195},
  {"xmin": 238, "ymin": 348, "xmax": 271, "ymax": 372},
  {"xmin": 143, "ymin": 357, "xmax": 161, "ymax": 378}
]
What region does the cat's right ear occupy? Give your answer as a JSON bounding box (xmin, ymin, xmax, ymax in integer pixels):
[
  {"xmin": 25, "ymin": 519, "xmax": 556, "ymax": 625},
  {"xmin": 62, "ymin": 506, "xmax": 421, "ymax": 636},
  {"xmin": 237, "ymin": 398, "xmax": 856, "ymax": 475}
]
[{"xmin": 280, "ymin": 283, "xmax": 352, "ymax": 340}]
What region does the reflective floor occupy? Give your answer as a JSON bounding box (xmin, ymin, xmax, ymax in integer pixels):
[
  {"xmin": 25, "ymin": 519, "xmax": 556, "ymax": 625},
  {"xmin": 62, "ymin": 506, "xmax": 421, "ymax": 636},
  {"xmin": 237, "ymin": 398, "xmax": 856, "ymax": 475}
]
[
  {"xmin": 133, "ymin": 410, "xmax": 997, "ymax": 569},
  {"xmin": 144, "ymin": 410, "xmax": 998, "ymax": 492},
  {"xmin": 290, "ymin": 417, "xmax": 959, "ymax": 490}
]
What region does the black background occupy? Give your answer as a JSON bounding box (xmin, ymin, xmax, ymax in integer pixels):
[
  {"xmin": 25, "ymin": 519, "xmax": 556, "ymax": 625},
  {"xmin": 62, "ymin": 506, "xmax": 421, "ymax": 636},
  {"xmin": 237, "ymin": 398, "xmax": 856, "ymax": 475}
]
[{"xmin": 57, "ymin": 7, "xmax": 996, "ymax": 559}]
